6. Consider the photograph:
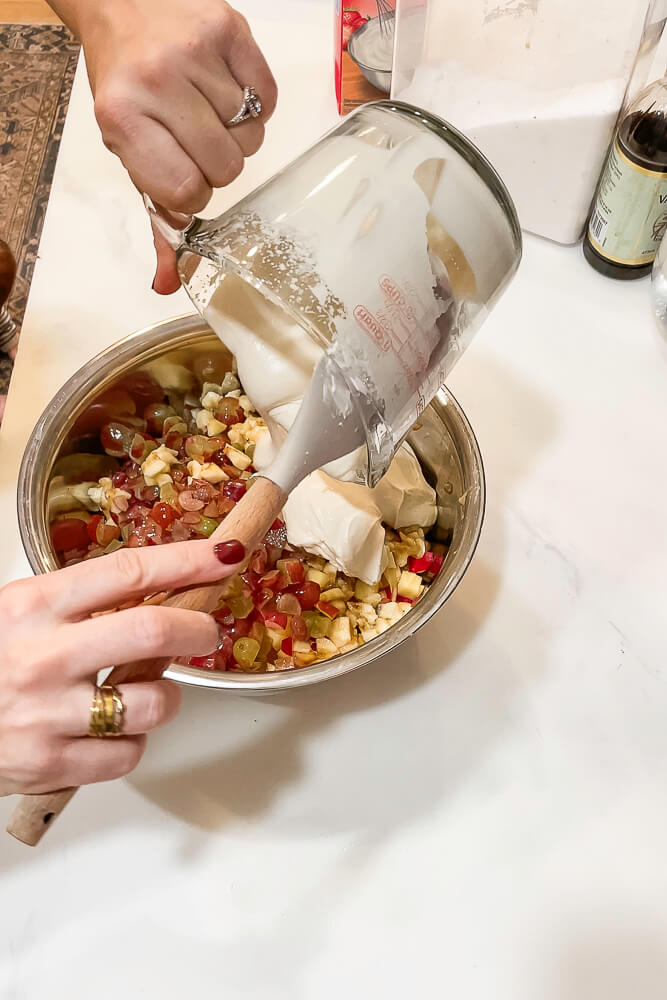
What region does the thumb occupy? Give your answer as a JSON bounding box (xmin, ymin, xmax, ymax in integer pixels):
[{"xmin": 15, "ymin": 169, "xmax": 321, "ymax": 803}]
[{"xmin": 151, "ymin": 221, "xmax": 182, "ymax": 295}]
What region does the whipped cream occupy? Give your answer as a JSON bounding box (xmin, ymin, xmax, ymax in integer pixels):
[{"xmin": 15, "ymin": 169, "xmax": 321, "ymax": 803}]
[
  {"xmin": 282, "ymin": 471, "xmax": 389, "ymax": 584},
  {"xmin": 280, "ymin": 440, "xmax": 437, "ymax": 583},
  {"xmin": 372, "ymin": 444, "xmax": 436, "ymax": 530},
  {"xmin": 204, "ymin": 276, "xmax": 437, "ymax": 583},
  {"xmin": 351, "ymin": 17, "xmax": 395, "ymax": 70}
]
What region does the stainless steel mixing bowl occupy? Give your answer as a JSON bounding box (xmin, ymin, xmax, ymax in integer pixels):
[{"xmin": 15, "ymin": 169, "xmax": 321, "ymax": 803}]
[{"xmin": 18, "ymin": 314, "xmax": 485, "ymax": 693}]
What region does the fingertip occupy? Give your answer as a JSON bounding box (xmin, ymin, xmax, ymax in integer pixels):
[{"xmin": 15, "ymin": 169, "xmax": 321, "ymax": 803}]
[
  {"xmin": 152, "ymin": 271, "xmax": 182, "ymax": 295},
  {"xmin": 188, "ymin": 611, "xmax": 223, "ymax": 656},
  {"xmin": 214, "ymin": 540, "xmax": 246, "ymax": 566},
  {"xmin": 152, "ymin": 254, "xmax": 181, "ymax": 295}
]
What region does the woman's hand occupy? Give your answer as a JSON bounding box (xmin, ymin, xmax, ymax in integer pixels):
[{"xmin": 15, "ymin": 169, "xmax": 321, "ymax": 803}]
[
  {"xmin": 51, "ymin": 0, "xmax": 277, "ymax": 292},
  {"xmin": 0, "ymin": 537, "xmax": 244, "ymax": 797}
]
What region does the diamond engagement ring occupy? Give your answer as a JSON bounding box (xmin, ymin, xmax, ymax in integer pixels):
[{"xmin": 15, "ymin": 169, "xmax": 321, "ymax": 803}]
[{"xmin": 226, "ymin": 86, "xmax": 263, "ymax": 127}]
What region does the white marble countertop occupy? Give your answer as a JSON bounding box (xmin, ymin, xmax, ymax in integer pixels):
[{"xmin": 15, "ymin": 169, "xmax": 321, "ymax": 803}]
[{"xmin": 2, "ymin": 2, "xmax": 667, "ymax": 996}]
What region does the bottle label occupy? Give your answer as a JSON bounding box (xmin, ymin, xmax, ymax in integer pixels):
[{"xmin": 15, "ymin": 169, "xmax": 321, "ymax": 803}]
[{"xmin": 587, "ymin": 141, "xmax": 667, "ymax": 267}]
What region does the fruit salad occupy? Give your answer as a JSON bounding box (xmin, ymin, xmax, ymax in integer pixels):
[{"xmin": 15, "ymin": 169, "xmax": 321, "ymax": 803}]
[{"xmin": 48, "ymin": 355, "xmax": 447, "ymax": 673}]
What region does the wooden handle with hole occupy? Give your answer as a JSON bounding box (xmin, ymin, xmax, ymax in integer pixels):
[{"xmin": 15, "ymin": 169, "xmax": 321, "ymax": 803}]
[{"xmin": 6, "ymin": 477, "xmax": 287, "ymax": 846}]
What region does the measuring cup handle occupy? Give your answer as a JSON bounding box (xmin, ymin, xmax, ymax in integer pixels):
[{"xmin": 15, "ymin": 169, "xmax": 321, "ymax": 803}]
[{"xmin": 143, "ymin": 194, "xmax": 193, "ymax": 251}]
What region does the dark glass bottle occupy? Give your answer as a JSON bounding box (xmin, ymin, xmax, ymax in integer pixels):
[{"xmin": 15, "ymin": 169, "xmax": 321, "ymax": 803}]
[{"xmin": 583, "ymin": 79, "xmax": 667, "ymax": 279}]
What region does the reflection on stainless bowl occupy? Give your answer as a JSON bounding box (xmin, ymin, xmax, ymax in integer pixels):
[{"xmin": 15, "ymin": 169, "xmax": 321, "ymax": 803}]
[
  {"xmin": 18, "ymin": 314, "xmax": 485, "ymax": 694},
  {"xmin": 347, "ymin": 14, "xmax": 395, "ymax": 94}
]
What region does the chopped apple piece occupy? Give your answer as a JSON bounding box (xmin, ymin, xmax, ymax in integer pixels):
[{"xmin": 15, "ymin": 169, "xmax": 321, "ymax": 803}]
[
  {"xmin": 306, "ymin": 568, "xmax": 329, "ymax": 588},
  {"xmin": 398, "ymin": 571, "xmax": 422, "ymax": 601},
  {"xmin": 330, "ymin": 617, "xmax": 353, "ymax": 647},
  {"xmin": 202, "ymin": 390, "xmax": 222, "ymax": 411},
  {"xmin": 316, "ymin": 637, "xmax": 338, "ymax": 659},
  {"xmin": 187, "ymin": 460, "xmax": 228, "ymax": 484},
  {"xmin": 379, "ymin": 602, "xmax": 401, "ymax": 620},
  {"xmin": 294, "ymin": 650, "xmax": 318, "ymax": 667},
  {"xmin": 392, "ymin": 544, "xmax": 412, "ymax": 568},
  {"xmin": 320, "ymin": 587, "xmax": 344, "ymax": 602},
  {"xmin": 293, "ymin": 640, "xmax": 313, "ymax": 655},
  {"xmin": 223, "ymin": 444, "xmax": 253, "ymax": 471},
  {"xmin": 195, "ymin": 409, "xmax": 210, "ymax": 432},
  {"xmin": 354, "ymin": 580, "xmax": 379, "ymax": 602}
]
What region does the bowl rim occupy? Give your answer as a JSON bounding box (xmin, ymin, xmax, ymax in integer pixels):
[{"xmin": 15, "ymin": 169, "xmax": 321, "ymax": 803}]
[
  {"xmin": 18, "ymin": 313, "xmax": 486, "ymax": 694},
  {"xmin": 347, "ymin": 14, "xmax": 395, "ymax": 73}
]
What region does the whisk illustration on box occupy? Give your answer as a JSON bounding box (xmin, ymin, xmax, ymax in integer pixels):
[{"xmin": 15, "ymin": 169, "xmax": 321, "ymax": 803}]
[{"xmin": 377, "ymin": 0, "xmax": 394, "ymax": 35}]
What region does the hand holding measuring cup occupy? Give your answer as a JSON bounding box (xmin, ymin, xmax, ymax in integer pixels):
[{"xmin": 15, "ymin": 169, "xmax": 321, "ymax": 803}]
[{"xmin": 51, "ymin": 0, "xmax": 278, "ymax": 292}]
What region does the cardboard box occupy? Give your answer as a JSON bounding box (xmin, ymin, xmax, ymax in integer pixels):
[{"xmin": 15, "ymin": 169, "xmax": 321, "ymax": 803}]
[{"xmin": 334, "ymin": 1, "xmax": 394, "ymax": 115}]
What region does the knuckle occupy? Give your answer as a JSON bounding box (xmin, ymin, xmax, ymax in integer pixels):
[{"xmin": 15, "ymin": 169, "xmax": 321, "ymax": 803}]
[
  {"xmin": 183, "ymin": 30, "xmax": 210, "ymax": 61},
  {"xmin": 13, "ymin": 656, "xmax": 47, "ymax": 694},
  {"xmin": 94, "ymin": 86, "xmax": 135, "ymax": 138},
  {"xmin": 31, "ymin": 741, "xmax": 61, "ymax": 782},
  {"xmin": 234, "ymin": 11, "xmax": 251, "ymax": 34},
  {"xmin": 170, "ymin": 170, "xmax": 211, "ymax": 214},
  {"xmin": 133, "ymin": 53, "xmax": 167, "ymax": 91},
  {"xmin": 215, "ymin": 6, "xmax": 248, "ymax": 43},
  {"xmin": 218, "ymin": 149, "xmax": 244, "ymax": 187},
  {"xmin": 0, "ymin": 580, "xmax": 38, "ymax": 626},
  {"xmin": 243, "ymin": 123, "xmax": 265, "ymax": 157},
  {"xmin": 112, "ymin": 549, "xmax": 147, "ymax": 594},
  {"xmin": 133, "ymin": 607, "xmax": 171, "ymax": 653},
  {"xmin": 143, "ymin": 684, "xmax": 172, "ymax": 731},
  {"xmin": 261, "ymin": 77, "xmax": 278, "ymax": 118}
]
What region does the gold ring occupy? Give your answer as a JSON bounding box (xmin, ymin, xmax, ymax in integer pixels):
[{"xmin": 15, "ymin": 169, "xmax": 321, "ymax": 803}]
[{"xmin": 89, "ymin": 683, "xmax": 125, "ymax": 738}]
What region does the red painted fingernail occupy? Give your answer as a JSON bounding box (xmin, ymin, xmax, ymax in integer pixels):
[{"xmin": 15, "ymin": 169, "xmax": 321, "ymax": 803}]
[{"xmin": 214, "ymin": 540, "xmax": 245, "ymax": 565}]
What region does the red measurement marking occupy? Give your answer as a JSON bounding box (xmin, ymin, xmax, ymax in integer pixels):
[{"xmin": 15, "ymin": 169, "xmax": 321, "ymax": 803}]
[
  {"xmin": 379, "ymin": 275, "xmax": 417, "ymax": 327},
  {"xmin": 353, "ymin": 305, "xmax": 391, "ymax": 352}
]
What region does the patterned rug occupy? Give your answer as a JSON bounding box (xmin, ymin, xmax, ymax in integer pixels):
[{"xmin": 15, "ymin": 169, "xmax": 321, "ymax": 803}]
[{"xmin": 0, "ymin": 23, "xmax": 80, "ymax": 395}]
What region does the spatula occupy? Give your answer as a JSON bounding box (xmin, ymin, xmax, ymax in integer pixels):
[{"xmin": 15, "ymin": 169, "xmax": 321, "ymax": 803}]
[{"xmin": 7, "ymin": 354, "xmax": 368, "ymax": 846}]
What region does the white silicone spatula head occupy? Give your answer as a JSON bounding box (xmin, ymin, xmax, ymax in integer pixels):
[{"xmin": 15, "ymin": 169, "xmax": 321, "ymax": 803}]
[{"xmin": 263, "ymin": 352, "xmax": 368, "ymax": 494}]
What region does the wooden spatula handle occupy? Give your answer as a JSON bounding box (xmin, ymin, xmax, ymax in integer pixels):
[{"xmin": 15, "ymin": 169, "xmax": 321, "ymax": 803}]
[
  {"xmin": 6, "ymin": 477, "xmax": 287, "ymax": 846},
  {"xmin": 6, "ymin": 789, "xmax": 78, "ymax": 846}
]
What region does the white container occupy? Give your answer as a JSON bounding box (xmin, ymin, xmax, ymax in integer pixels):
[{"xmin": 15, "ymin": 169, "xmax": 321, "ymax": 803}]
[{"xmin": 392, "ymin": 0, "xmax": 651, "ymax": 245}]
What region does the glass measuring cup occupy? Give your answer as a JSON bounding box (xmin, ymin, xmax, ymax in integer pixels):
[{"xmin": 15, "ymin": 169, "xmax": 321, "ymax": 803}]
[{"xmin": 150, "ymin": 100, "xmax": 522, "ymax": 486}]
